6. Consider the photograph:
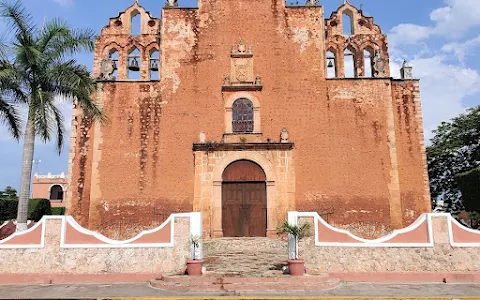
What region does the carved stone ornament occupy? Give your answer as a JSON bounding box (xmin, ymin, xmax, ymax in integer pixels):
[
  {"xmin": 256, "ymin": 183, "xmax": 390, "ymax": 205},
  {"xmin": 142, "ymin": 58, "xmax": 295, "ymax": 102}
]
[
  {"xmin": 165, "ymin": 0, "xmax": 178, "ymax": 7},
  {"xmin": 305, "ymin": 0, "xmax": 319, "ymax": 6},
  {"xmin": 400, "ymin": 60, "xmax": 413, "ymax": 80},
  {"xmin": 372, "ymin": 51, "xmax": 388, "ymax": 78},
  {"xmin": 280, "ymin": 128, "xmax": 289, "ymax": 143},
  {"xmin": 223, "ymin": 39, "xmax": 262, "ymax": 91},
  {"xmin": 98, "ymin": 55, "xmax": 116, "ymax": 81}
]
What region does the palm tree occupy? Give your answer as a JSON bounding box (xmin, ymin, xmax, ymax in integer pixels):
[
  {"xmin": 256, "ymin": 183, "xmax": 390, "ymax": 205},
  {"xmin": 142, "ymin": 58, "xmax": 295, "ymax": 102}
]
[{"xmin": 0, "ymin": 0, "xmax": 104, "ymax": 231}]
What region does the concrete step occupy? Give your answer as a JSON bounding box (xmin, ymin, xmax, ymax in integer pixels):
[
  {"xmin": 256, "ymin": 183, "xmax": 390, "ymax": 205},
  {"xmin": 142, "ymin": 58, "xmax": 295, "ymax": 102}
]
[{"xmin": 202, "ymin": 237, "xmax": 289, "ymax": 277}]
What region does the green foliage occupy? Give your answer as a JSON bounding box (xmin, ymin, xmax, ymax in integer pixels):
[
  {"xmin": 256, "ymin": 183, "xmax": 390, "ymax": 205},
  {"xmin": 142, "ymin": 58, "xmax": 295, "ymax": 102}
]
[
  {"xmin": 190, "ymin": 235, "xmax": 201, "ymax": 260},
  {"xmin": 0, "ymin": 198, "xmax": 53, "ymax": 222},
  {"xmin": 455, "ymin": 168, "xmax": 480, "ymax": 213},
  {"xmin": 28, "ymin": 199, "xmax": 52, "ymax": 222},
  {"xmin": 467, "ymin": 212, "xmax": 480, "ymax": 229},
  {"xmin": 277, "ymin": 221, "xmax": 310, "ymax": 239},
  {"xmin": 0, "ymin": 186, "xmax": 17, "ymax": 200},
  {"xmin": 427, "ymin": 105, "xmax": 480, "ymax": 213},
  {"xmin": 277, "ymin": 221, "xmax": 310, "ymax": 259},
  {"xmin": 50, "ymin": 207, "xmax": 65, "ymax": 215},
  {"xmin": 0, "ymin": 199, "xmax": 18, "ymax": 221},
  {"xmin": 0, "ymin": 0, "xmax": 105, "ymax": 151}
]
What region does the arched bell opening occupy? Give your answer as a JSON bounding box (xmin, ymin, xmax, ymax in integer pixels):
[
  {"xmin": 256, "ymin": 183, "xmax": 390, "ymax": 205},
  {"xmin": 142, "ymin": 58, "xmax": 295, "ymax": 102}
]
[{"xmin": 221, "ymin": 160, "xmax": 267, "ymax": 237}]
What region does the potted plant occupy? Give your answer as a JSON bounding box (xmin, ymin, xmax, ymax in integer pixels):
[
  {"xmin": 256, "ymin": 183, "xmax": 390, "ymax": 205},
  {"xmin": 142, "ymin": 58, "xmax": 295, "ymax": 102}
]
[
  {"xmin": 278, "ymin": 221, "xmax": 310, "ymax": 276},
  {"xmin": 186, "ymin": 235, "xmax": 203, "ymax": 276}
]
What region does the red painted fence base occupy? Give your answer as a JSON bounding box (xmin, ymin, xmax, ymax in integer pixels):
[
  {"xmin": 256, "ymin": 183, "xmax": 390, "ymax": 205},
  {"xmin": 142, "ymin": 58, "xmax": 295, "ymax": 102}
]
[
  {"xmin": 0, "ymin": 273, "xmax": 157, "ymax": 285},
  {"xmin": 330, "ymin": 272, "xmax": 480, "ymax": 283}
]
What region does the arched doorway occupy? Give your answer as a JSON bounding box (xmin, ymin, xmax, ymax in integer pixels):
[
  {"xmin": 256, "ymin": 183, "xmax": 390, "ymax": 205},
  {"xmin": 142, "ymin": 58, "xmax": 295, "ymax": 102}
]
[
  {"xmin": 50, "ymin": 185, "xmax": 64, "ymax": 200},
  {"xmin": 222, "ymin": 160, "xmax": 267, "ymax": 237}
]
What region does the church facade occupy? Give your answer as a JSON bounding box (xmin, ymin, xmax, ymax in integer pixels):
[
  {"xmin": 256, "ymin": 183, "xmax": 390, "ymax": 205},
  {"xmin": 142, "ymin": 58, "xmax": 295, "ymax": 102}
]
[{"xmin": 66, "ymin": 0, "xmax": 431, "ymax": 239}]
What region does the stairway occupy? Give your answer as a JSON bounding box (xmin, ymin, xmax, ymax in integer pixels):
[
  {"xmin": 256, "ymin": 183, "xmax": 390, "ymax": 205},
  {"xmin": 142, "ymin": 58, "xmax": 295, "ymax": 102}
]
[
  {"xmin": 150, "ymin": 237, "xmax": 341, "ymax": 294},
  {"xmin": 202, "ymin": 237, "xmax": 289, "ymax": 277}
]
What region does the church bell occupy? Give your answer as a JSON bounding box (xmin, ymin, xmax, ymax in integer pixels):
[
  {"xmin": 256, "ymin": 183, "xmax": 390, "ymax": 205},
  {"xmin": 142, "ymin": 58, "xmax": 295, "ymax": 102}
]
[
  {"xmin": 327, "ymin": 59, "xmax": 334, "ymax": 68},
  {"xmin": 128, "ymin": 57, "xmax": 140, "ymax": 71},
  {"xmin": 150, "ymin": 60, "xmax": 159, "ymax": 71}
]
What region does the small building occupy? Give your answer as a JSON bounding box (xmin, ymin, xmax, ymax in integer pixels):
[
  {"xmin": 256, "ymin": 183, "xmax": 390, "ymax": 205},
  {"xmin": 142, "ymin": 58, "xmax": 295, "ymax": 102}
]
[{"xmin": 31, "ymin": 173, "xmax": 67, "ymax": 208}]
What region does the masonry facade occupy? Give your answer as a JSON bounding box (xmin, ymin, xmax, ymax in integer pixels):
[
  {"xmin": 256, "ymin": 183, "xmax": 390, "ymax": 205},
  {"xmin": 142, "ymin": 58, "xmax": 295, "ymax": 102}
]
[{"xmin": 66, "ymin": 0, "xmax": 431, "ymax": 239}]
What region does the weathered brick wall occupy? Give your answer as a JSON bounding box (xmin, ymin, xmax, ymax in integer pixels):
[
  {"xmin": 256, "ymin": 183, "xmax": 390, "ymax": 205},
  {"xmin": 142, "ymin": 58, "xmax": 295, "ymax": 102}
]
[
  {"xmin": 392, "ymin": 80, "xmax": 432, "ymax": 225},
  {"xmin": 68, "ymin": 0, "xmax": 431, "ymax": 238}
]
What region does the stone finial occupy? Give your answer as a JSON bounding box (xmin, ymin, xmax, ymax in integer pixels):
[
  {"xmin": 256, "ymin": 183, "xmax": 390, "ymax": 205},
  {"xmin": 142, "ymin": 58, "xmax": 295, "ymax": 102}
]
[
  {"xmin": 305, "ymin": 0, "xmax": 319, "ymax": 6},
  {"xmin": 199, "ymin": 132, "xmax": 206, "ymax": 143},
  {"xmin": 280, "ymin": 128, "xmax": 289, "ymax": 143},
  {"xmin": 372, "ymin": 51, "xmax": 388, "ymax": 78},
  {"xmin": 400, "ymin": 60, "xmax": 413, "ymax": 80},
  {"xmin": 165, "ymin": 0, "xmax": 178, "ymax": 7},
  {"xmin": 98, "ymin": 55, "xmax": 116, "ymax": 81},
  {"xmin": 255, "ymin": 75, "xmax": 262, "ymax": 86},
  {"xmin": 223, "ymin": 76, "xmax": 230, "ymax": 86}
]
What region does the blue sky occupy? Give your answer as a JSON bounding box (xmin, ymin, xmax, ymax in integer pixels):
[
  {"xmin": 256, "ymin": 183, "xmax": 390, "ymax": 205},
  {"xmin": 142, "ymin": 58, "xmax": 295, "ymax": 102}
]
[{"xmin": 1, "ymin": 0, "xmax": 479, "ymax": 190}]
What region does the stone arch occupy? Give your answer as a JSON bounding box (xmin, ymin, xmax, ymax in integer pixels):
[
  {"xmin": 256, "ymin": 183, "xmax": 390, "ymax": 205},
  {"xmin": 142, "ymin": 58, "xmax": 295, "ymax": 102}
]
[
  {"xmin": 342, "ymin": 9, "xmax": 355, "ymax": 36},
  {"xmin": 211, "ymin": 152, "xmax": 278, "ymax": 238},
  {"xmin": 49, "ymin": 184, "xmax": 65, "ymax": 201},
  {"xmin": 224, "ymin": 92, "xmax": 261, "ymax": 134}
]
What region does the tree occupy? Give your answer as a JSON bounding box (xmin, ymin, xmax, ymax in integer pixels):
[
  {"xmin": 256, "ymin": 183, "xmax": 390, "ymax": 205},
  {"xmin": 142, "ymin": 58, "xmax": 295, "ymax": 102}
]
[
  {"xmin": 427, "ymin": 105, "xmax": 480, "ymax": 213},
  {"xmin": 0, "ymin": 186, "xmax": 18, "ymax": 200},
  {"xmin": 0, "ymin": 1, "xmax": 104, "ymax": 231}
]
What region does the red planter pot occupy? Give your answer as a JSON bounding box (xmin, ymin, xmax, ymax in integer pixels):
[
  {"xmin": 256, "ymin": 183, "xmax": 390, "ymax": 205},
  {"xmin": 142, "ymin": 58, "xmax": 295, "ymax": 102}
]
[
  {"xmin": 288, "ymin": 259, "xmax": 305, "ymax": 276},
  {"xmin": 186, "ymin": 259, "xmax": 203, "ymax": 276}
]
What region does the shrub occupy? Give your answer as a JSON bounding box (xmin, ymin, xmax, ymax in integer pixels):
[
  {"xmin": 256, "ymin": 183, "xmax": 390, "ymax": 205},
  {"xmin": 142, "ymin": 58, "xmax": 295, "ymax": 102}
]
[
  {"xmin": 0, "ymin": 198, "xmax": 53, "ymax": 222},
  {"xmin": 0, "ymin": 199, "xmax": 18, "ymax": 222},
  {"xmin": 51, "ymin": 207, "xmax": 65, "ymax": 215},
  {"xmin": 455, "ymin": 168, "xmax": 480, "ymax": 213},
  {"xmin": 28, "ymin": 199, "xmax": 52, "ymax": 222}
]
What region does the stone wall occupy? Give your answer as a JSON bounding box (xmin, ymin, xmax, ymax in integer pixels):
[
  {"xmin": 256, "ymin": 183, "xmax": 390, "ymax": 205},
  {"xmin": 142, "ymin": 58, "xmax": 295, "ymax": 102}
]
[
  {"xmin": 292, "ymin": 212, "xmax": 480, "ymax": 273},
  {"xmin": 0, "ymin": 213, "xmax": 201, "ymax": 276}
]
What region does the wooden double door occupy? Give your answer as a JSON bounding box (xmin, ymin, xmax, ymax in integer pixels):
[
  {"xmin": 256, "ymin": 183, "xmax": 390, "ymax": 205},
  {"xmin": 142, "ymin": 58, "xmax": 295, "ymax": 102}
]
[
  {"xmin": 221, "ymin": 160, "xmax": 267, "ymax": 237},
  {"xmin": 222, "ymin": 182, "xmax": 267, "ymax": 237}
]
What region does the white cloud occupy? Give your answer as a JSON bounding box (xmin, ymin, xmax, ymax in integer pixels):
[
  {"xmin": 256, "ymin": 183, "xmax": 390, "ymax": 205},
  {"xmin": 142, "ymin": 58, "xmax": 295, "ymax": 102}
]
[
  {"xmin": 52, "ymin": 0, "xmax": 73, "ymax": 7},
  {"xmin": 401, "ymin": 56, "xmax": 480, "ymax": 141},
  {"xmin": 389, "ymin": 0, "xmax": 480, "ymax": 47},
  {"xmin": 389, "ymin": 24, "xmax": 434, "ymax": 46},
  {"xmin": 441, "ymin": 34, "xmax": 480, "ymax": 64}
]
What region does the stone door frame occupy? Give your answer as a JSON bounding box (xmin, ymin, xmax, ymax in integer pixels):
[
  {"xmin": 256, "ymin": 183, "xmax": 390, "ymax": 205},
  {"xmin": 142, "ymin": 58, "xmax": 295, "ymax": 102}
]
[{"xmin": 212, "ymin": 152, "xmax": 278, "ymax": 238}]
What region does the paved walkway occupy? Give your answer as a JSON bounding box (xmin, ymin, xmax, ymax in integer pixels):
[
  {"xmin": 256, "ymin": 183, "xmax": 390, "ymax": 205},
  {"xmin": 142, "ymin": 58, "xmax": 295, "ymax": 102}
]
[{"xmin": 0, "ymin": 282, "xmax": 479, "ymax": 298}]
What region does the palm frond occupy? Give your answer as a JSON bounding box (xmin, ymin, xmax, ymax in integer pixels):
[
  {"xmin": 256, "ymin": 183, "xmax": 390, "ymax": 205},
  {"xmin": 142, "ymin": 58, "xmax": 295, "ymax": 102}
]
[
  {"xmin": 49, "ymin": 102, "xmax": 65, "ymax": 154},
  {"xmin": 0, "ymin": 95, "xmax": 21, "ymax": 139},
  {"xmin": 0, "ymin": 59, "xmax": 27, "ymax": 102},
  {"xmin": 41, "ymin": 20, "xmax": 95, "ymax": 63},
  {"xmin": 0, "ymin": 0, "xmax": 35, "ymax": 44},
  {"xmin": 47, "ymin": 59, "xmax": 104, "ymax": 122}
]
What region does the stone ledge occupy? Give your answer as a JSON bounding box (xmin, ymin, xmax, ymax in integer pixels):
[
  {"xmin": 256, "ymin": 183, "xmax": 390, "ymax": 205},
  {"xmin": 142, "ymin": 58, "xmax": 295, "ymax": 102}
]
[{"xmin": 193, "ymin": 143, "xmax": 294, "ymax": 152}]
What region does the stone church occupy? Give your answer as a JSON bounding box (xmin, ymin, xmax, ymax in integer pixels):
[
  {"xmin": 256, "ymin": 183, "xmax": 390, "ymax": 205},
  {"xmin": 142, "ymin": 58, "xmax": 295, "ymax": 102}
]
[{"xmin": 66, "ymin": 0, "xmax": 431, "ymax": 239}]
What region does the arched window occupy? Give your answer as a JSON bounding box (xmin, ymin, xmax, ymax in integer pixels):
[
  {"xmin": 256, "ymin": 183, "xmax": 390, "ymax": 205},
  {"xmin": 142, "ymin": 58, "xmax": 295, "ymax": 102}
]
[
  {"xmin": 232, "ymin": 98, "xmax": 254, "ymax": 133},
  {"xmin": 109, "ymin": 49, "xmax": 119, "ymax": 79},
  {"xmin": 363, "ymin": 48, "xmax": 374, "ymax": 77},
  {"xmin": 342, "ymin": 11, "xmax": 354, "ymax": 36},
  {"xmin": 131, "ymin": 11, "xmax": 141, "ymax": 36},
  {"xmin": 50, "ymin": 185, "xmax": 64, "ymax": 201},
  {"xmin": 149, "ymin": 49, "xmax": 159, "ymax": 80},
  {"xmin": 326, "ymin": 49, "xmax": 337, "ymax": 78},
  {"xmin": 127, "ymin": 47, "xmax": 141, "ymax": 80},
  {"xmin": 344, "ymin": 47, "xmax": 356, "ymax": 78}
]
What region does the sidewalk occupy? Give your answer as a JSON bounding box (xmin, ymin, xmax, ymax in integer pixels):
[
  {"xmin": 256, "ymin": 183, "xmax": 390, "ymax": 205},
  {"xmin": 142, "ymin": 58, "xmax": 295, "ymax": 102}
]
[{"xmin": 0, "ymin": 282, "xmax": 479, "ymax": 299}]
